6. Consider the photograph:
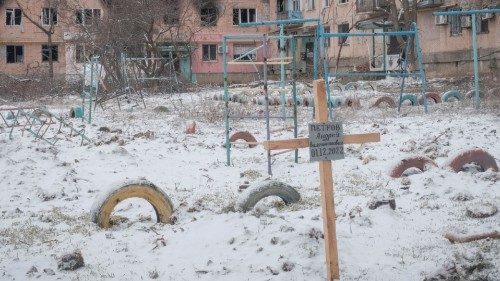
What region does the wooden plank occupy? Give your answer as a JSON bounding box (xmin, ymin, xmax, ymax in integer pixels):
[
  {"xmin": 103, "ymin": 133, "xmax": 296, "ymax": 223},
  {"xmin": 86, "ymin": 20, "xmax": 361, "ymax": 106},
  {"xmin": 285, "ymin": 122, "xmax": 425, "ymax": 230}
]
[
  {"xmin": 262, "ymin": 132, "xmax": 380, "ymax": 151},
  {"xmin": 314, "ymin": 79, "xmax": 340, "ymax": 280}
]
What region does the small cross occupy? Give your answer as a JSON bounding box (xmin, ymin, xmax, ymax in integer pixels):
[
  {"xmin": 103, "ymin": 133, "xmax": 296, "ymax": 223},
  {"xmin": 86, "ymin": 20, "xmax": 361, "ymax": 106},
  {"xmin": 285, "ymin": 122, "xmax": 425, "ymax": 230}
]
[{"xmin": 262, "ymin": 79, "xmax": 381, "ymax": 280}]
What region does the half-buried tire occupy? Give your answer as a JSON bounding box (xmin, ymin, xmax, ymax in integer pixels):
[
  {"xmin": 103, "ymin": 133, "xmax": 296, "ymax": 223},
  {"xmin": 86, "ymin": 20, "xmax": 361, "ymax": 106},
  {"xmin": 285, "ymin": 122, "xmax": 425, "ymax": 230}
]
[
  {"xmin": 238, "ymin": 180, "xmax": 301, "ymax": 212},
  {"xmin": 92, "ymin": 179, "xmax": 174, "ymax": 229},
  {"xmin": 230, "ymin": 131, "xmax": 258, "ymax": 148},
  {"xmin": 371, "ymin": 96, "xmax": 396, "ymax": 108},
  {"xmin": 389, "ymin": 155, "xmax": 438, "ymax": 178},
  {"xmin": 445, "ymin": 148, "xmax": 498, "ymax": 173}
]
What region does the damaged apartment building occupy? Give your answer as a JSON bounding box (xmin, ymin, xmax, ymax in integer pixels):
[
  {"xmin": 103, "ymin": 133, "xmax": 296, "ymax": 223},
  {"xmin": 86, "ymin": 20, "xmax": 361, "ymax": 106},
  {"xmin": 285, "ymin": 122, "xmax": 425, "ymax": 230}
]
[{"xmin": 0, "ymin": 0, "xmax": 498, "ymax": 84}]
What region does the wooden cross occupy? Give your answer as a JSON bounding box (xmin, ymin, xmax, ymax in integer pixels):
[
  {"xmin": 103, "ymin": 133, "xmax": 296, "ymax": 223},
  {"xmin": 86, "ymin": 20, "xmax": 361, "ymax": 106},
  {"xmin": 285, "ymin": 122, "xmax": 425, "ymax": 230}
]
[{"xmin": 262, "ymin": 79, "xmax": 381, "ymax": 280}]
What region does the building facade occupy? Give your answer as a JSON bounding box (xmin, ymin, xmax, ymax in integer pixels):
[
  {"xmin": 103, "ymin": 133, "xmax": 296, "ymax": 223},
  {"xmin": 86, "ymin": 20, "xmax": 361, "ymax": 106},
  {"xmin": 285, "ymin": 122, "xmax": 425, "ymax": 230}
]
[{"xmin": 0, "ymin": 0, "xmax": 498, "ymax": 84}]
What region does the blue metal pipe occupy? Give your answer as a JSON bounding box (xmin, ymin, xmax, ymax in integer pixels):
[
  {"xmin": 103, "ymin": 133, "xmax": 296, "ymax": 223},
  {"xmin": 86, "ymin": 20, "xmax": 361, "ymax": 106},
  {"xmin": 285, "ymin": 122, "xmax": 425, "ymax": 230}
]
[
  {"xmin": 322, "ymin": 31, "xmax": 417, "ymax": 38},
  {"xmin": 433, "ymin": 8, "xmax": 500, "ymax": 16},
  {"xmin": 471, "ymin": 14, "xmax": 480, "ymax": 110},
  {"xmin": 239, "ymin": 18, "xmax": 320, "ymax": 27}
]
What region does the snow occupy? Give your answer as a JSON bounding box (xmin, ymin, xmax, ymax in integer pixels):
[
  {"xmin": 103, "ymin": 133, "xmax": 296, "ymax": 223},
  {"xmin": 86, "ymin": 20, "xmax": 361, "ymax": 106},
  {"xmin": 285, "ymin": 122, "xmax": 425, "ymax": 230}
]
[{"xmin": 0, "ymin": 85, "xmax": 499, "ymax": 280}]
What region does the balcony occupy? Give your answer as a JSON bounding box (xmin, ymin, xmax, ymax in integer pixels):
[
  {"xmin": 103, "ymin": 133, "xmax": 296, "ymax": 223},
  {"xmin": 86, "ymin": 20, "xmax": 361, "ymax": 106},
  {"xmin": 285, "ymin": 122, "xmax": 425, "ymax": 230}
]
[
  {"xmin": 417, "ymin": 0, "xmax": 444, "ymax": 9},
  {"xmin": 277, "ymin": 10, "xmax": 303, "ymax": 21},
  {"xmin": 356, "ymin": 0, "xmax": 391, "ymax": 14}
]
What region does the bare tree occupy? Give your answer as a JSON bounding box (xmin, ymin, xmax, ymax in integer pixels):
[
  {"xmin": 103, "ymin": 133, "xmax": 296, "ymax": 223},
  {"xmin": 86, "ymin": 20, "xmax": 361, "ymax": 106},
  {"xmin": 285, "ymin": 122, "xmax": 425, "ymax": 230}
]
[
  {"xmin": 15, "ymin": 0, "xmax": 65, "ymax": 80},
  {"xmin": 69, "ymin": 0, "xmax": 223, "ymax": 91}
]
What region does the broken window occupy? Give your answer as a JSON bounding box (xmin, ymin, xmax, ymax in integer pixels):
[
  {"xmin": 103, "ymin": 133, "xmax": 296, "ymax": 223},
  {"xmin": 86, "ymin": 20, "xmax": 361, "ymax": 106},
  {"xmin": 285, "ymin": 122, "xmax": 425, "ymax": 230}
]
[
  {"xmin": 448, "ymin": 8, "xmax": 461, "ymax": 36},
  {"xmin": 42, "ymin": 44, "xmax": 58, "ymax": 62},
  {"xmin": 6, "ymin": 8, "xmax": 22, "ymax": 26},
  {"xmin": 232, "ymin": 9, "xmax": 256, "ymax": 25},
  {"xmin": 477, "ymin": 16, "xmax": 488, "ymax": 34},
  {"xmin": 338, "ymin": 23, "xmax": 349, "ymax": 45},
  {"xmin": 233, "ymin": 45, "xmax": 256, "ymax": 61},
  {"xmin": 200, "ymin": 6, "xmax": 218, "ymax": 26},
  {"xmin": 6, "ymin": 45, "xmax": 23, "ymax": 63},
  {"xmin": 307, "ymin": 0, "xmax": 315, "ymax": 10},
  {"xmin": 202, "ymin": 44, "xmax": 217, "ymax": 61},
  {"xmin": 338, "ymin": 0, "xmax": 348, "ymax": 4},
  {"xmin": 42, "ymin": 8, "xmax": 58, "ymax": 26},
  {"xmin": 75, "ymin": 9, "xmax": 101, "ymax": 25},
  {"xmin": 277, "ymin": 0, "xmax": 285, "ymax": 12}
]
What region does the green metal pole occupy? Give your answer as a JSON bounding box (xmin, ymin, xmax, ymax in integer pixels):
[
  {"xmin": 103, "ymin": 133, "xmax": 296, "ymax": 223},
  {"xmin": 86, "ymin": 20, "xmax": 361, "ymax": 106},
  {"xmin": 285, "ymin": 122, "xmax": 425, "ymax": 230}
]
[
  {"xmin": 82, "ymin": 60, "xmax": 86, "ymax": 123},
  {"xmin": 471, "ymin": 14, "xmax": 480, "ymax": 110},
  {"xmin": 89, "ymin": 59, "xmax": 94, "ymax": 124},
  {"xmin": 313, "ymin": 26, "xmax": 319, "ymax": 80},
  {"xmin": 292, "ymin": 37, "xmax": 298, "ymax": 163},
  {"xmin": 280, "ymin": 25, "xmax": 286, "ymax": 119},
  {"xmin": 223, "ymin": 37, "xmax": 231, "ymax": 166},
  {"xmin": 319, "ymin": 24, "xmax": 332, "ymax": 119},
  {"xmin": 413, "ymin": 22, "xmax": 428, "ymax": 113}
]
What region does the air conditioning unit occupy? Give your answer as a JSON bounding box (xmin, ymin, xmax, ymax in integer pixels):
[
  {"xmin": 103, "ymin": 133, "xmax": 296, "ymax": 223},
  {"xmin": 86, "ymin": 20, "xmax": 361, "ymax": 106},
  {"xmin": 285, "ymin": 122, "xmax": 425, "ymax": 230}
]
[
  {"xmin": 435, "ymin": 15, "xmax": 447, "ymax": 25},
  {"xmin": 482, "ymin": 13, "xmax": 494, "ymax": 20},
  {"xmin": 217, "ymin": 45, "xmax": 228, "ymax": 54},
  {"xmin": 461, "ymin": 16, "xmax": 471, "ymax": 28}
]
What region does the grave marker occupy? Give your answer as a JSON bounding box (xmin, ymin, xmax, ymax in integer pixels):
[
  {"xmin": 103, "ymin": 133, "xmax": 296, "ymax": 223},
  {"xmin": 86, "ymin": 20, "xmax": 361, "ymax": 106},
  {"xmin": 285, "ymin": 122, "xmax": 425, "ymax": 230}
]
[{"xmin": 262, "ymin": 79, "xmax": 380, "ymax": 280}]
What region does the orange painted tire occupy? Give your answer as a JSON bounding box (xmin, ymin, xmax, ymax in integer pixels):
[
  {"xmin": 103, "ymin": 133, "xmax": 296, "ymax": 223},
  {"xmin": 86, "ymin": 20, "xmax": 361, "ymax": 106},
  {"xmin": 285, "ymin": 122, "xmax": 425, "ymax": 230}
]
[
  {"xmin": 371, "ymin": 96, "xmax": 396, "ymax": 108},
  {"xmin": 230, "ymin": 131, "xmax": 258, "ymax": 148},
  {"xmin": 445, "ymin": 148, "xmax": 498, "ymax": 172},
  {"xmin": 419, "ymin": 92, "xmax": 442, "ymax": 105},
  {"xmin": 389, "ymin": 156, "xmax": 438, "ymax": 178}
]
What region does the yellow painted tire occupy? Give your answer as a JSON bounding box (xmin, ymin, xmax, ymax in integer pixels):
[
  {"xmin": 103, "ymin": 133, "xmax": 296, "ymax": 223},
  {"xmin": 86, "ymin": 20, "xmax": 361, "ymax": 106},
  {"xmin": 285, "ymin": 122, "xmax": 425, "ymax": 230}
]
[{"xmin": 92, "ymin": 180, "xmax": 174, "ymax": 229}]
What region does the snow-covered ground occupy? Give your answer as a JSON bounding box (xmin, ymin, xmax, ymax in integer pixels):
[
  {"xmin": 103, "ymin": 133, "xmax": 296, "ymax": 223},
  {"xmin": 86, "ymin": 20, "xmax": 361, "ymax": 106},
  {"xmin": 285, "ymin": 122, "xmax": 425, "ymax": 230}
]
[{"xmin": 0, "ymin": 85, "xmax": 499, "ymax": 281}]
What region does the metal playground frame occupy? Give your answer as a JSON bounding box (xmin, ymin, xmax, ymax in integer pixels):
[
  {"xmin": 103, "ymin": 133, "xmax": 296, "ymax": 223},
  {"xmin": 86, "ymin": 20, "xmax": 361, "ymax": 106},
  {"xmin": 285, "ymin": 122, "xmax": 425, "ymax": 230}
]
[
  {"xmin": 320, "ymin": 22, "xmax": 429, "ymax": 115},
  {"xmin": 223, "ymin": 18, "xmax": 321, "ymax": 175},
  {"xmin": 433, "ymin": 8, "xmax": 500, "ymax": 110}
]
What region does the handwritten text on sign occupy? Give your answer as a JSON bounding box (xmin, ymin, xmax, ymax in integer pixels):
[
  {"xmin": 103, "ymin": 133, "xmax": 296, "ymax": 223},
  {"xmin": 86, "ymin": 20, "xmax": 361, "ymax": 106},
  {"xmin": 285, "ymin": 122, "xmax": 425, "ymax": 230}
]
[{"xmin": 309, "ymin": 122, "xmax": 345, "ymax": 162}]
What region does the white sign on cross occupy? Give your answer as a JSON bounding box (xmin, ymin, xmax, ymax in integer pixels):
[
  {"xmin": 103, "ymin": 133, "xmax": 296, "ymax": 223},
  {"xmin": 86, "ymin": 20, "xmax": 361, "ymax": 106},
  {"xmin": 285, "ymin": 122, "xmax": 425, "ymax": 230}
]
[{"xmin": 262, "ymin": 79, "xmax": 381, "ymax": 280}]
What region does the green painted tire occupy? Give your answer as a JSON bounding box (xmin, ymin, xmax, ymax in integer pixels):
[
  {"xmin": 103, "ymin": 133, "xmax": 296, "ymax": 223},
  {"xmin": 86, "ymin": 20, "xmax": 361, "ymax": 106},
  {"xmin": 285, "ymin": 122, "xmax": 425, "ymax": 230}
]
[
  {"xmin": 442, "ymin": 90, "xmax": 462, "ymax": 102},
  {"xmin": 400, "ymin": 94, "xmax": 418, "ymax": 106}
]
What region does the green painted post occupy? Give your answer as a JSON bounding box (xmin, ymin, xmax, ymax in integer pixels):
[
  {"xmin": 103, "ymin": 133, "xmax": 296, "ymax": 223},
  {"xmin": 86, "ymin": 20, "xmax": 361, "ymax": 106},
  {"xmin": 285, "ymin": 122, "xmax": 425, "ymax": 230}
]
[
  {"xmin": 280, "ymin": 25, "xmax": 287, "ymax": 119},
  {"xmin": 413, "ymin": 22, "xmax": 428, "ymax": 113},
  {"xmin": 471, "ymin": 14, "xmax": 480, "ymax": 110},
  {"xmin": 319, "ymin": 24, "xmax": 333, "ymax": 119},
  {"xmin": 292, "ymin": 37, "xmax": 298, "ymax": 163},
  {"xmin": 313, "ymin": 25, "xmax": 319, "ymax": 80},
  {"xmin": 223, "ymin": 37, "xmax": 231, "ymax": 166},
  {"xmin": 81, "ymin": 60, "xmax": 87, "ymax": 123}
]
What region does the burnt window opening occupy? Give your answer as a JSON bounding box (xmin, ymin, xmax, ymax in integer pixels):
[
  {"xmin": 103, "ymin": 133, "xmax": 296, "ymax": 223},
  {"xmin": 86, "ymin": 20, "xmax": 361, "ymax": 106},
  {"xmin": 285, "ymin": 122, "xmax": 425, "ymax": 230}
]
[
  {"xmin": 42, "ymin": 44, "xmax": 59, "ymax": 62},
  {"xmin": 277, "ymin": 0, "xmax": 285, "ymax": 12},
  {"xmin": 202, "ymin": 44, "xmax": 217, "ymax": 61},
  {"xmin": 6, "ymin": 45, "xmax": 24, "ymax": 63},
  {"xmin": 477, "ymin": 16, "xmax": 489, "ymax": 34},
  {"xmin": 338, "ymin": 23, "xmax": 349, "ymax": 45},
  {"xmin": 42, "ymin": 8, "xmax": 58, "ymax": 25},
  {"xmin": 6, "ymin": 8, "xmax": 22, "ymax": 25},
  {"xmin": 232, "ymin": 8, "xmax": 256, "ymax": 25},
  {"xmin": 200, "ymin": 6, "xmax": 218, "ymax": 26},
  {"xmin": 75, "ymin": 9, "xmax": 101, "ymax": 25}
]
